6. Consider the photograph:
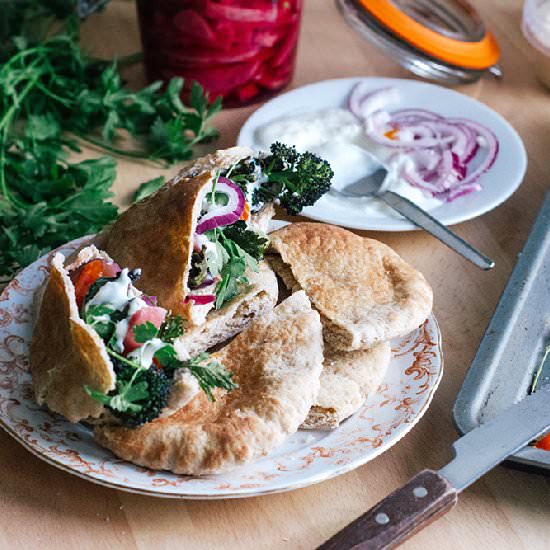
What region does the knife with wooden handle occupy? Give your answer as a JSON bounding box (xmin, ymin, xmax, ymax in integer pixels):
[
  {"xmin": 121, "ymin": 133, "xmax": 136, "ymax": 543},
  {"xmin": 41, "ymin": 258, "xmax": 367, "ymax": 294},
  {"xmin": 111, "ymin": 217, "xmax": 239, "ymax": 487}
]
[{"xmin": 318, "ymin": 385, "xmax": 550, "ymax": 550}]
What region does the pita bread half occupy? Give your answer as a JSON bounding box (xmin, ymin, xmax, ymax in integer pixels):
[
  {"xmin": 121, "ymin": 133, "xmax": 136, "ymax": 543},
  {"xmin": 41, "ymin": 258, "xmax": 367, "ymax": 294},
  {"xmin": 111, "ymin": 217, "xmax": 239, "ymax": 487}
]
[
  {"xmin": 268, "ymin": 223, "xmax": 433, "ymax": 351},
  {"xmin": 94, "ymin": 291, "xmax": 324, "ymax": 475},
  {"xmin": 95, "ymin": 146, "xmax": 274, "ymax": 319},
  {"xmin": 174, "ymin": 261, "xmax": 278, "ymax": 360},
  {"xmin": 301, "ymin": 342, "xmax": 391, "ymax": 430},
  {"xmin": 95, "ymin": 170, "xmax": 211, "ymax": 317},
  {"xmin": 30, "ymin": 246, "xmax": 116, "ymax": 423}
]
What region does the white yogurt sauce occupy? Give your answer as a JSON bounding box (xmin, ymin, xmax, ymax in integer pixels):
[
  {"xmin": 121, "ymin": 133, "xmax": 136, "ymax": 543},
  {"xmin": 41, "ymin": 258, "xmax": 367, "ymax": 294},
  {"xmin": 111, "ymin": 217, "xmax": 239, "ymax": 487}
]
[
  {"xmin": 255, "ymin": 108, "xmax": 444, "ymax": 218},
  {"xmin": 127, "ymin": 337, "xmax": 166, "ymax": 369},
  {"xmin": 86, "ymin": 268, "xmax": 138, "ymax": 312}
]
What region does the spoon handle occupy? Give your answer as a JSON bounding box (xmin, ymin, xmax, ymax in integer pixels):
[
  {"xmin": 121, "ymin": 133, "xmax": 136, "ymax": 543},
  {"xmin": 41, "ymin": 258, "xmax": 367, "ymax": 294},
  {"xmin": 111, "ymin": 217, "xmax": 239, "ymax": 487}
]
[{"xmin": 379, "ymin": 191, "xmax": 495, "ymax": 270}]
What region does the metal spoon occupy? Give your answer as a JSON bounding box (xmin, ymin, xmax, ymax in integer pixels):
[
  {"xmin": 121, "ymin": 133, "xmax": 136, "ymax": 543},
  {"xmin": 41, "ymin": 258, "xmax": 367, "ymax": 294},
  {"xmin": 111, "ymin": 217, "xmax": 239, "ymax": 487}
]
[{"xmin": 337, "ymin": 167, "xmax": 495, "ymax": 270}]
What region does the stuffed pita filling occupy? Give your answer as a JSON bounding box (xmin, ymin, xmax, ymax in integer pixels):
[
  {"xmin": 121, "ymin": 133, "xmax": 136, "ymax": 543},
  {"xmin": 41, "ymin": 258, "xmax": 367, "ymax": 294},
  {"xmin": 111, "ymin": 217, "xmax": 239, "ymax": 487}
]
[
  {"xmin": 183, "ymin": 142, "xmax": 334, "ymax": 325},
  {"xmin": 32, "ymin": 247, "xmax": 238, "ymax": 428}
]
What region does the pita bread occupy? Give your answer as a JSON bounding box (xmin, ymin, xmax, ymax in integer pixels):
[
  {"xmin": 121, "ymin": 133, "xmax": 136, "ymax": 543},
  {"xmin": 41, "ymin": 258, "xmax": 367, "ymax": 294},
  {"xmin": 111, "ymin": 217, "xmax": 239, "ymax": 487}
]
[
  {"xmin": 30, "ymin": 246, "xmax": 116, "ymax": 422},
  {"xmin": 268, "ymin": 223, "xmax": 433, "ymax": 351},
  {"xmin": 95, "ymin": 147, "xmax": 274, "ymax": 321},
  {"xmin": 94, "ymin": 291, "xmax": 324, "ymax": 475},
  {"xmin": 174, "ymin": 261, "xmax": 278, "ymax": 360},
  {"xmin": 301, "ymin": 342, "xmax": 391, "ymax": 430}
]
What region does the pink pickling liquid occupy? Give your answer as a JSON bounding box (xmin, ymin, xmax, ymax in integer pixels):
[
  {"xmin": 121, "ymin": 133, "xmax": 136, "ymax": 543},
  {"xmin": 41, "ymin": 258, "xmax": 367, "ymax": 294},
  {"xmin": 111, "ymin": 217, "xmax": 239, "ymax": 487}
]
[{"xmin": 136, "ymin": 0, "xmax": 303, "ymax": 107}]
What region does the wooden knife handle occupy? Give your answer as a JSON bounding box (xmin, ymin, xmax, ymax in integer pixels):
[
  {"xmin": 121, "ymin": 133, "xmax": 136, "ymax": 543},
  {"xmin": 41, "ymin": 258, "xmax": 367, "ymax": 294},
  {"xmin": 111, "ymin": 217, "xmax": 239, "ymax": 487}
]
[{"xmin": 317, "ymin": 470, "xmax": 458, "ymax": 550}]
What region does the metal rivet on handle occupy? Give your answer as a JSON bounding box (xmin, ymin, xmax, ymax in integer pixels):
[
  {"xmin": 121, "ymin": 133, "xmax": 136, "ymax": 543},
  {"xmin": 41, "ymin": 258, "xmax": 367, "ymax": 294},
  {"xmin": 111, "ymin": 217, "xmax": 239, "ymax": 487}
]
[
  {"xmin": 413, "ymin": 486, "xmax": 428, "ymax": 498},
  {"xmin": 375, "ymin": 513, "xmax": 390, "ymax": 525}
]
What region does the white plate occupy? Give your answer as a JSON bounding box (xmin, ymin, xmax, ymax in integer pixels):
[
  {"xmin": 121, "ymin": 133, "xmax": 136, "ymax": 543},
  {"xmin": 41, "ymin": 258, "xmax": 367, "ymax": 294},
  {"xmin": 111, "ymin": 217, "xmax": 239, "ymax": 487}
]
[
  {"xmin": 0, "ymin": 237, "xmax": 443, "ymax": 499},
  {"xmin": 238, "ymin": 77, "xmax": 527, "ymax": 231}
]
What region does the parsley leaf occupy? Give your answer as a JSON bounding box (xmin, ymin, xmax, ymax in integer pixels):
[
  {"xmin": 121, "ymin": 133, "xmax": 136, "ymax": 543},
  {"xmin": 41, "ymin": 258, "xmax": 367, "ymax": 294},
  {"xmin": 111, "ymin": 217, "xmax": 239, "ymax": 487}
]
[
  {"xmin": 222, "ymin": 221, "xmax": 269, "ymax": 261},
  {"xmin": 216, "ymin": 252, "xmax": 247, "ymax": 309},
  {"xmin": 133, "ymin": 176, "xmax": 165, "ymax": 203},
  {"xmin": 84, "ymin": 304, "xmax": 114, "ymax": 339},
  {"xmin": 184, "ymin": 353, "xmax": 238, "ymax": 401},
  {"xmin": 158, "ymin": 313, "xmax": 185, "ymax": 343},
  {"xmin": 132, "ymin": 321, "xmax": 159, "ymax": 344},
  {"xmin": 204, "ymin": 237, "xmax": 229, "ymax": 278},
  {"xmin": 153, "ymin": 345, "xmax": 180, "ymax": 370}
]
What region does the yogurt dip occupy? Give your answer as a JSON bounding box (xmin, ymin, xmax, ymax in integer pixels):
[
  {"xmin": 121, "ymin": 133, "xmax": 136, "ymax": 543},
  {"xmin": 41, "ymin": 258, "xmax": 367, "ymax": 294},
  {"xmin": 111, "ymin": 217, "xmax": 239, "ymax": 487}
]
[{"xmin": 254, "ymin": 108, "xmax": 444, "ymax": 219}]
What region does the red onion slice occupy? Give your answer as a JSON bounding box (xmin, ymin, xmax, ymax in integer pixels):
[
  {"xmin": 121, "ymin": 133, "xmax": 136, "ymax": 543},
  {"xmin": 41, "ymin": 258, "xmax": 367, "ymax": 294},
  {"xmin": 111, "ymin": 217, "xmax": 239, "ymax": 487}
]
[
  {"xmin": 445, "ymin": 118, "xmax": 499, "ymax": 187},
  {"xmin": 348, "ymin": 84, "xmax": 399, "ymax": 119},
  {"xmin": 142, "ymin": 295, "xmax": 158, "ymax": 307},
  {"xmin": 195, "ymin": 177, "xmax": 245, "ymax": 234},
  {"xmin": 184, "ymin": 294, "xmax": 216, "ymax": 305},
  {"xmin": 391, "ymin": 108, "xmax": 444, "ymax": 122},
  {"xmin": 349, "ymin": 85, "xmax": 500, "ymax": 202}
]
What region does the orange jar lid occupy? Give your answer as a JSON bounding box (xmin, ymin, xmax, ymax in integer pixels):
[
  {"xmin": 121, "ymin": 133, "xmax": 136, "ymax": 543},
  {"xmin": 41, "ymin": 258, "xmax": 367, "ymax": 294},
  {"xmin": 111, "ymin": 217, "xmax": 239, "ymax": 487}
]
[{"xmin": 357, "ymin": 0, "xmax": 499, "ymax": 70}]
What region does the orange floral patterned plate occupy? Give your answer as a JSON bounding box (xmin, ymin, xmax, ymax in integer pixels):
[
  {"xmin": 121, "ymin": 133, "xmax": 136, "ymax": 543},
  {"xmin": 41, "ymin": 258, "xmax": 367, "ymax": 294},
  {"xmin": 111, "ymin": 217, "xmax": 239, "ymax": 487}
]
[{"xmin": 0, "ymin": 237, "xmax": 443, "ymax": 499}]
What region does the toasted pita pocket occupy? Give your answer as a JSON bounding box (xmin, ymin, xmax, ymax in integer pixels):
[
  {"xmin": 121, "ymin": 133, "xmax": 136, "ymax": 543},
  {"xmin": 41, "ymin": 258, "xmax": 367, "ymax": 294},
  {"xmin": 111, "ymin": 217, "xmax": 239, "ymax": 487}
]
[
  {"xmin": 301, "ymin": 342, "xmax": 391, "ymax": 430},
  {"xmin": 95, "ymin": 146, "xmax": 274, "ymax": 323},
  {"xmin": 174, "ymin": 261, "xmax": 278, "ymax": 360},
  {"xmin": 268, "ymin": 223, "xmax": 433, "ymax": 351},
  {"xmin": 30, "ymin": 246, "xmax": 116, "ymax": 422},
  {"xmin": 94, "ymin": 291, "xmax": 324, "ymax": 475}
]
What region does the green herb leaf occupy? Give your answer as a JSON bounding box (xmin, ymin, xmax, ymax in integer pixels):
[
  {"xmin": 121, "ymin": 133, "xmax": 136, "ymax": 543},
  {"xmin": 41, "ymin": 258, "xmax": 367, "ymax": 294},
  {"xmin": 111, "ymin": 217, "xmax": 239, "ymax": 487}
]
[
  {"xmin": 0, "ymin": 8, "xmax": 221, "ymax": 283},
  {"xmin": 216, "ymin": 253, "xmax": 247, "ymax": 309},
  {"xmin": 222, "ymin": 221, "xmax": 269, "ymax": 261},
  {"xmin": 158, "ymin": 313, "xmax": 185, "ymax": 343},
  {"xmin": 204, "ymin": 237, "xmax": 229, "ymax": 278},
  {"xmin": 185, "ymin": 352, "xmax": 238, "ymax": 401},
  {"xmin": 133, "ymin": 176, "xmax": 165, "ymax": 203},
  {"xmin": 153, "ymin": 344, "xmax": 180, "ymax": 370},
  {"xmin": 84, "ymin": 385, "xmax": 113, "ymax": 406},
  {"xmin": 132, "ymin": 321, "xmax": 159, "ymax": 344}
]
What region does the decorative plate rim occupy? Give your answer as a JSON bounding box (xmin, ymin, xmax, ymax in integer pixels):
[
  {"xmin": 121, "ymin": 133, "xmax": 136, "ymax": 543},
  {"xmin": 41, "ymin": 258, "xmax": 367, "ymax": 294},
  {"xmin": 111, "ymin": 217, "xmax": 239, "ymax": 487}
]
[{"xmin": 0, "ymin": 236, "xmax": 443, "ymax": 499}]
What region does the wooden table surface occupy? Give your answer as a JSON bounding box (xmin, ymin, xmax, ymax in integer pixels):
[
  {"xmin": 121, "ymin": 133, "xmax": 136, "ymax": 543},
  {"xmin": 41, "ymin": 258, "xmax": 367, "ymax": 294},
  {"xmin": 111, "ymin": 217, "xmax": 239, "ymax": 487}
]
[{"xmin": 2, "ymin": 1, "xmax": 550, "ymax": 548}]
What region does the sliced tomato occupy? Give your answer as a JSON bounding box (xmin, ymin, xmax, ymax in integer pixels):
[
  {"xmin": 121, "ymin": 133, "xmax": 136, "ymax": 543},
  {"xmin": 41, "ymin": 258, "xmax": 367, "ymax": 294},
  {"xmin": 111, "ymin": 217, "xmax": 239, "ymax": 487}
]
[
  {"xmin": 123, "ymin": 306, "xmax": 167, "ymax": 353},
  {"xmin": 536, "ymin": 433, "xmax": 550, "ymax": 451},
  {"xmin": 70, "ymin": 259, "xmax": 121, "ymax": 309}
]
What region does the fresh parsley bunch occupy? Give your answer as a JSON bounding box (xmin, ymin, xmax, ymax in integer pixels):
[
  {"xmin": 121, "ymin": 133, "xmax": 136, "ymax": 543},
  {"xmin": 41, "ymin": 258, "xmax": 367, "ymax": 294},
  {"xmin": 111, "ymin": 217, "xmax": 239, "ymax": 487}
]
[{"xmin": 0, "ymin": 2, "xmax": 221, "ymax": 284}]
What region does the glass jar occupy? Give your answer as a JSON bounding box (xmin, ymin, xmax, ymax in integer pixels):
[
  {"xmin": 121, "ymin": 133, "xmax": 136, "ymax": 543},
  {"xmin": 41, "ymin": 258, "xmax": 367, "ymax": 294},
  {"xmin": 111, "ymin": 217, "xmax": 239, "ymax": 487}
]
[
  {"xmin": 522, "ymin": 0, "xmax": 550, "ymax": 90},
  {"xmin": 337, "ymin": 0, "xmax": 501, "ymax": 84},
  {"xmin": 136, "ymin": 0, "xmax": 303, "ymax": 107}
]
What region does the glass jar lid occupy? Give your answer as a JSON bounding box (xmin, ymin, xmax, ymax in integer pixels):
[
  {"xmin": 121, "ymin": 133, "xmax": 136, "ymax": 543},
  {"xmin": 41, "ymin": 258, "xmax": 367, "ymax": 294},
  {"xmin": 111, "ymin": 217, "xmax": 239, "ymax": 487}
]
[{"xmin": 337, "ymin": 0, "xmax": 501, "ymax": 83}]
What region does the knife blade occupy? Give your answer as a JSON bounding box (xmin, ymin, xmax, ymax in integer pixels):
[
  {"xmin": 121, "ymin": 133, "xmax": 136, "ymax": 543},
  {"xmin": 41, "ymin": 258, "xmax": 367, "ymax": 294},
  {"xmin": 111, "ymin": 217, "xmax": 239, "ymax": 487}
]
[{"xmin": 318, "ymin": 385, "xmax": 550, "ymax": 550}]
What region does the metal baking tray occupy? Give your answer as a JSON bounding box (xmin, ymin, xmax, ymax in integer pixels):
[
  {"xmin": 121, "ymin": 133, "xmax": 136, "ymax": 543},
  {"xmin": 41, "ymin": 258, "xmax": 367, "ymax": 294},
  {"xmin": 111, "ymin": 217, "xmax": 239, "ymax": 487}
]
[{"xmin": 454, "ymin": 191, "xmax": 550, "ymax": 472}]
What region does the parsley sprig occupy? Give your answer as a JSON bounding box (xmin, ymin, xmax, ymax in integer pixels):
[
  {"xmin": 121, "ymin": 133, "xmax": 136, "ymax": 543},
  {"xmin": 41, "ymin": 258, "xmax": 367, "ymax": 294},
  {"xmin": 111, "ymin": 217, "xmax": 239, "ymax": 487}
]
[
  {"xmin": 204, "ymin": 223, "xmax": 268, "ymax": 309},
  {"xmin": 185, "ymin": 353, "xmax": 238, "ymax": 401},
  {"xmin": 0, "ymin": 3, "xmax": 221, "ymax": 284}
]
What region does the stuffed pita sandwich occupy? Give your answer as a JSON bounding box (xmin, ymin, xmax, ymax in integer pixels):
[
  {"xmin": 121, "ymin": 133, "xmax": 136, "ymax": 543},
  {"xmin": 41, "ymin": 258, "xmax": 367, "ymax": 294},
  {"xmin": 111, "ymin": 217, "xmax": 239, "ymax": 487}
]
[
  {"xmin": 31, "ymin": 245, "xmax": 238, "ymax": 425},
  {"xmin": 95, "ymin": 143, "xmax": 332, "ymax": 356}
]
